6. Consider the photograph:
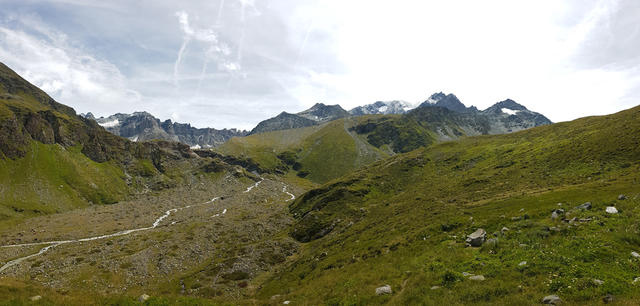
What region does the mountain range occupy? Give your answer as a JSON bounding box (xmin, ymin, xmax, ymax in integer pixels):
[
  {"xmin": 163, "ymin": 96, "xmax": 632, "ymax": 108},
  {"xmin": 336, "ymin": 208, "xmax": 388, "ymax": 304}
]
[
  {"xmin": 81, "ymin": 112, "xmax": 247, "ymax": 148},
  {"xmin": 248, "ymin": 93, "xmax": 551, "ymax": 136}
]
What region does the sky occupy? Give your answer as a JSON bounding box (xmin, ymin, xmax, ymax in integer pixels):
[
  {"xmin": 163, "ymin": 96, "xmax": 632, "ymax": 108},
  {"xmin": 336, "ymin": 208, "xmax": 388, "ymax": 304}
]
[{"xmin": 0, "ymin": 0, "xmax": 639, "ymax": 130}]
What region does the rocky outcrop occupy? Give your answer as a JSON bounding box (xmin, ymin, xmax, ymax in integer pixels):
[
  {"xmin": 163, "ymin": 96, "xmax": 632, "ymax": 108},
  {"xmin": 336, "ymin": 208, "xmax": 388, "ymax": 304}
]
[{"xmin": 466, "ymin": 228, "xmax": 486, "ymax": 247}]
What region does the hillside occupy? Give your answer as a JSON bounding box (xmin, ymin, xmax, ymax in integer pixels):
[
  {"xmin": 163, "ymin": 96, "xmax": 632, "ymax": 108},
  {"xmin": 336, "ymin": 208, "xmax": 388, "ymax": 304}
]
[
  {"xmin": 256, "ymin": 105, "xmax": 640, "ymax": 304},
  {"xmin": 0, "ymin": 62, "xmax": 231, "ymax": 222},
  {"xmin": 219, "ymin": 117, "xmax": 390, "ymax": 184}
]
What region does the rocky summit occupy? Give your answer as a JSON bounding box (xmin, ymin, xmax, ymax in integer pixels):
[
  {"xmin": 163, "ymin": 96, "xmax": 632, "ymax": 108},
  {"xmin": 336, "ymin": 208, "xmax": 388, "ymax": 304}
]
[{"xmin": 349, "ymin": 100, "xmax": 414, "ymax": 116}]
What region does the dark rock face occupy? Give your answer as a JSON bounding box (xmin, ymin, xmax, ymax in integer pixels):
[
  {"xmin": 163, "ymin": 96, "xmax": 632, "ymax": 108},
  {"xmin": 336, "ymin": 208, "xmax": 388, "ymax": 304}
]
[
  {"xmin": 414, "ymin": 93, "xmax": 552, "ymax": 135},
  {"xmin": 419, "ymin": 92, "xmax": 477, "ymax": 113},
  {"xmin": 82, "ymin": 112, "xmax": 247, "ymax": 148}
]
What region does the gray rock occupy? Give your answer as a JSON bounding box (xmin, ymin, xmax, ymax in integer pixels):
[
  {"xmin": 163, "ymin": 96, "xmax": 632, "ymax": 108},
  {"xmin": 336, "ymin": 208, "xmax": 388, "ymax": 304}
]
[
  {"xmin": 518, "ymin": 261, "xmax": 527, "ymax": 266},
  {"xmin": 618, "ymin": 194, "xmax": 627, "ymax": 200},
  {"xmin": 283, "ymin": 301, "xmax": 291, "ymax": 305},
  {"xmin": 501, "ymin": 227, "xmax": 509, "ymax": 233},
  {"xmin": 469, "ymin": 275, "xmax": 485, "ymax": 281},
  {"xmin": 542, "ymin": 294, "xmax": 562, "ymax": 304},
  {"xmin": 632, "ymin": 251, "xmax": 640, "ymax": 258},
  {"xmin": 593, "ymin": 279, "xmax": 604, "ymax": 286},
  {"xmin": 375, "ymin": 285, "xmax": 392, "ymax": 295},
  {"xmin": 466, "ymin": 228, "xmax": 486, "ymax": 247},
  {"xmin": 430, "ymin": 286, "xmax": 440, "ymax": 290},
  {"xmin": 139, "ymin": 294, "xmax": 150, "ymax": 302},
  {"xmin": 633, "ymin": 277, "xmax": 640, "ymax": 284},
  {"xmin": 603, "ymin": 294, "xmax": 614, "ymax": 304},
  {"xmin": 551, "ymin": 209, "xmax": 565, "ymax": 220},
  {"xmin": 577, "ymin": 202, "xmax": 592, "ymax": 210},
  {"xmin": 30, "ymin": 296, "xmax": 42, "ymax": 301}
]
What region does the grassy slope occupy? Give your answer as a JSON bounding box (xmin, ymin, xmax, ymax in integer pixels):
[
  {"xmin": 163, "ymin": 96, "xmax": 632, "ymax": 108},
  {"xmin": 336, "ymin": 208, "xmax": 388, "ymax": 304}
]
[
  {"xmin": 257, "ymin": 106, "xmax": 640, "ymax": 304},
  {"xmin": 0, "ymin": 142, "xmax": 127, "ymax": 221},
  {"xmin": 217, "ymin": 118, "xmax": 389, "ymax": 184},
  {"xmin": 0, "ymin": 63, "xmax": 202, "ymax": 223}
]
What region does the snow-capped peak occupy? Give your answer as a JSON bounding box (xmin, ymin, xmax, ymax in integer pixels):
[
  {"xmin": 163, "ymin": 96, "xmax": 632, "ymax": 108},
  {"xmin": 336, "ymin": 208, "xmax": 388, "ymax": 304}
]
[{"xmin": 349, "ymin": 100, "xmax": 414, "ymax": 116}]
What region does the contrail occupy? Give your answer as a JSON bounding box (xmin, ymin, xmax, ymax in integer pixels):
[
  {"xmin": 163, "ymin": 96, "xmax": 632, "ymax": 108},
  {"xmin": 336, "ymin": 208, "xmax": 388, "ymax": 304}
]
[
  {"xmin": 174, "ymin": 37, "xmax": 190, "ymax": 87},
  {"xmin": 195, "ymin": 58, "xmax": 209, "ymax": 96},
  {"xmin": 216, "ymin": 0, "xmax": 225, "ymax": 26},
  {"xmin": 295, "ymin": 20, "xmax": 314, "ymax": 69}
]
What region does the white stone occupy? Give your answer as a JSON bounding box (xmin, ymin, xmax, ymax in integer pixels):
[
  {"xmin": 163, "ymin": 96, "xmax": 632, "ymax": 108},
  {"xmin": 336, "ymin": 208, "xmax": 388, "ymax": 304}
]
[
  {"xmin": 606, "ymin": 206, "xmax": 618, "ymax": 214},
  {"xmin": 375, "ymin": 285, "xmax": 392, "ymax": 295}
]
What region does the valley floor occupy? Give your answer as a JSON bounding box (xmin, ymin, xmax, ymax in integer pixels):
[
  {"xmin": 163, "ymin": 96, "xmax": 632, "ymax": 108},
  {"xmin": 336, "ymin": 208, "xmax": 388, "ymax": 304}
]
[{"xmin": 0, "ymin": 172, "xmax": 304, "ymax": 304}]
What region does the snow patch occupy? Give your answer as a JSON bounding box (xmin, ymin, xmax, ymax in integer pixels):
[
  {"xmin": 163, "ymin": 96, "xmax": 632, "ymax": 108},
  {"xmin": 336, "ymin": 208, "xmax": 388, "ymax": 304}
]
[
  {"xmin": 378, "ymin": 105, "xmax": 388, "ymax": 113},
  {"xmin": 190, "ymin": 144, "xmax": 201, "ymax": 150},
  {"xmin": 98, "ymin": 119, "xmax": 119, "ymax": 128},
  {"xmin": 501, "ymin": 108, "xmax": 519, "ymax": 115}
]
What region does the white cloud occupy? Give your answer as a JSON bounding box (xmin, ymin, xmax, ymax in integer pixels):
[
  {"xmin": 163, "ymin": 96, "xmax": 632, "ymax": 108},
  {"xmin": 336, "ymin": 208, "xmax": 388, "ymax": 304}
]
[
  {"xmin": 0, "ymin": 15, "xmax": 142, "ymax": 116},
  {"xmin": 1, "ymin": 0, "xmax": 639, "ymax": 130}
]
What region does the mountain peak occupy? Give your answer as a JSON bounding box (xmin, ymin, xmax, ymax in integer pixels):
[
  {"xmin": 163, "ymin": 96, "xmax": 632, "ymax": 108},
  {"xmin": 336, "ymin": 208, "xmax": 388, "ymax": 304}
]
[
  {"xmin": 296, "ymin": 103, "xmax": 349, "ymax": 123},
  {"xmin": 418, "ymin": 92, "xmax": 471, "ymax": 113},
  {"xmin": 349, "ymin": 100, "xmax": 414, "ymax": 116}
]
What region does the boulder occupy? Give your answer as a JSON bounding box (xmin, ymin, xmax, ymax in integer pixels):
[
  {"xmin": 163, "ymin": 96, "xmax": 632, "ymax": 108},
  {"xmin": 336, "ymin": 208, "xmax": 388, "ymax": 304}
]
[
  {"xmin": 430, "ymin": 286, "xmax": 440, "ymax": 290},
  {"xmin": 605, "ymin": 206, "xmax": 618, "ymax": 214},
  {"xmin": 618, "ymin": 194, "xmax": 627, "ymax": 200},
  {"xmin": 375, "ymin": 285, "xmax": 392, "ymax": 295},
  {"xmin": 469, "ymin": 275, "xmax": 485, "ymax": 281},
  {"xmin": 551, "ymin": 209, "xmax": 564, "ymax": 220},
  {"xmin": 593, "ymin": 279, "xmax": 604, "ymax": 286},
  {"xmin": 138, "ymin": 294, "xmax": 150, "ymax": 302},
  {"xmin": 577, "ymin": 202, "xmax": 592, "ymax": 210},
  {"xmin": 501, "ymin": 227, "xmax": 509, "ymax": 233},
  {"xmin": 29, "ymin": 296, "xmax": 42, "ymax": 301},
  {"xmin": 603, "ymin": 294, "xmax": 614, "ymax": 304},
  {"xmin": 542, "ymin": 294, "xmax": 562, "ymax": 304},
  {"xmin": 466, "ymin": 228, "xmax": 486, "ymax": 247},
  {"xmin": 518, "ymin": 261, "xmax": 527, "ymax": 266},
  {"xmin": 632, "ymin": 251, "xmax": 640, "ymax": 258}
]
